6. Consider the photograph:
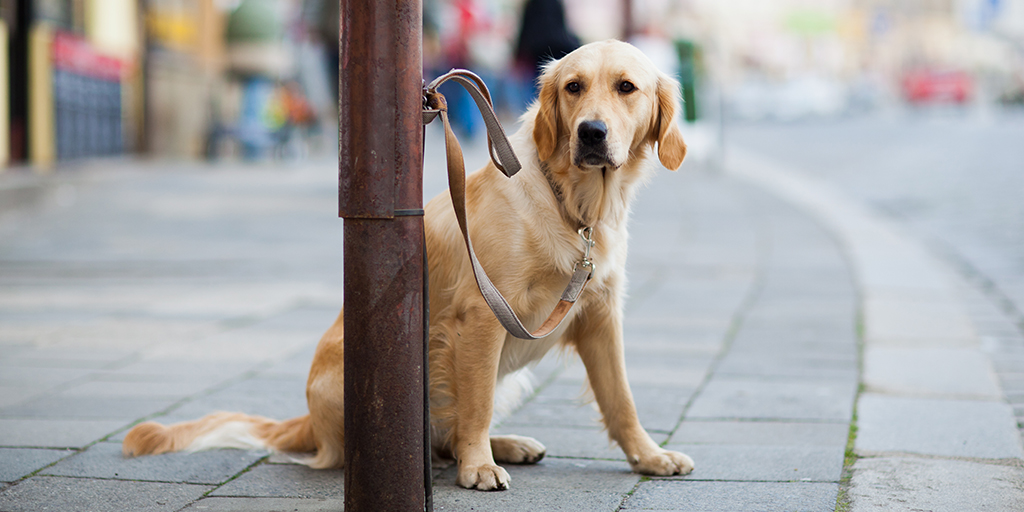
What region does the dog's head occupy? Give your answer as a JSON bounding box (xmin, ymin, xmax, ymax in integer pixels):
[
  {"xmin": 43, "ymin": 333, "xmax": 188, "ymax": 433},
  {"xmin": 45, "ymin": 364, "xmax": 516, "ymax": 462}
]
[{"xmin": 532, "ymin": 40, "xmax": 687, "ymax": 172}]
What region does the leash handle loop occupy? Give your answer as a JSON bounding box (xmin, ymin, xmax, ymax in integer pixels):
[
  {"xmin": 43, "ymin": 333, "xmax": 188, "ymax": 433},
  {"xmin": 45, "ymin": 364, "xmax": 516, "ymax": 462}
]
[{"xmin": 424, "ymin": 69, "xmax": 521, "ymax": 177}]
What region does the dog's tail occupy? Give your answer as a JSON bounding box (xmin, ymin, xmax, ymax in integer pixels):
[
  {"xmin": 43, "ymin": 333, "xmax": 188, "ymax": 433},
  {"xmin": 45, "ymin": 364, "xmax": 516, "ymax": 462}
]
[
  {"xmin": 123, "ymin": 410, "xmax": 345, "ymax": 469},
  {"xmin": 123, "ymin": 311, "xmax": 348, "ymax": 469},
  {"xmin": 122, "ymin": 411, "xmax": 322, "ymax": 462}
]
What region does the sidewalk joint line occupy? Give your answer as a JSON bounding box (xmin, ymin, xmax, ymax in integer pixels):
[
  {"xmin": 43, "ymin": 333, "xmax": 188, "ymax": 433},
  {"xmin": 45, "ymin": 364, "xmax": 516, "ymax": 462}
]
[
  {"xmin": 614, "ymin": 476, "xmax": 647, "ymax": 512},
  {"xmin": 661, "ymin": 184, "xmax": 774, "ymax": 445}
]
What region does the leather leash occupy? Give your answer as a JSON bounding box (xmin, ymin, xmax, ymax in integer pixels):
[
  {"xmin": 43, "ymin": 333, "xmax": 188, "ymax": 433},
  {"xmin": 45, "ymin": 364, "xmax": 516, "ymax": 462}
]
[{"xmin": 423, "ymin": 69, "xmax": 594, "ymax": 340}]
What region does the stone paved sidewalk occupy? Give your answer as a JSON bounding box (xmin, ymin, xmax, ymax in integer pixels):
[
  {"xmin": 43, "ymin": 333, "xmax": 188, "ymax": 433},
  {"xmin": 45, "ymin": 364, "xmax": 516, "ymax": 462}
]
[
  {"xmin": 729, "ymin": 149, "xmax": 1024, "ymax": 511},
  {"xmin": 0, "ymin": 133, "xmax": 1020, "ymax": 510}
]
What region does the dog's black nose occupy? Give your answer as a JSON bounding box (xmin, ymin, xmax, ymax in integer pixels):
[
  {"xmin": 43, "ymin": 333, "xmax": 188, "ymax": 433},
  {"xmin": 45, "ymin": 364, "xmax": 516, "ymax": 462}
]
[{"xmin": 577, "ymin": 120, "xmax": 607, "ymax": 146}]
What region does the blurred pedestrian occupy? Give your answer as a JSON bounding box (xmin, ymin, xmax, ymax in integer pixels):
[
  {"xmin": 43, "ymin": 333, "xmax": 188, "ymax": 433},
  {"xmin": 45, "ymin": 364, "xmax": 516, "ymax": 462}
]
[
  {"xmin": 514, "ymin": 0, "xmax": 580, "ymax": 88},
  {"xmin": 435, "ymin": 0, "xmax": 490, "ymax": 139},
  {"xmin": 301, "ymin": 0, "xmax": 339, "ymax": 101}
]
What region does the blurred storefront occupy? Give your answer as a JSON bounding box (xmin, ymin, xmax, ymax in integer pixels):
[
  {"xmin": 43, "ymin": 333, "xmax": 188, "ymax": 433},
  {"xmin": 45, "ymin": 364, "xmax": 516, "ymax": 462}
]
[
  {"xmin": 2, "ymin": 0, "xmax": 331, "ymax": 171},
  {"xmin": 3, "ymin": 0, "xmax": 1021, "ymax": 171},
  {"xmin": 144, "ymin": 0, "xmax": 229, "ymax": 159},
  {"xmin": 1, "ymin": 0, "xmax": 141, "ymax": 170}
]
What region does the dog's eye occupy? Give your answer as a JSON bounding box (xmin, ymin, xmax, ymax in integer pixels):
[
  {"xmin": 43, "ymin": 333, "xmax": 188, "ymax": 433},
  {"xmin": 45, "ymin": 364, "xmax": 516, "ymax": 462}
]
[
  {"xmin": 565, "ymin": 81, "xmax": 581, "ymax": 94},
  {"xmin": 618, "ymin": 81, "xmax": 636, "ymax": 94}
]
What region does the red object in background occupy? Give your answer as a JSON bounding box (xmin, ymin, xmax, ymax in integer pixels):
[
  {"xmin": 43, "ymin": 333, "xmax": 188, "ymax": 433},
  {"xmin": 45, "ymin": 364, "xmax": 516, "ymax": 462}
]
[
  {"xmin": 901, "ymin": 70, "xmax": 973, "ymax": 104},
  {"xmin": 52, "ymin": 31, "xmax": 123, "ymax": 80}
]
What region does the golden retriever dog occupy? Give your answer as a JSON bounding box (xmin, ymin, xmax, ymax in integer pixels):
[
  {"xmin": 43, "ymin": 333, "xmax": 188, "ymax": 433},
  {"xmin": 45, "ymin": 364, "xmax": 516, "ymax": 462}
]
[{"xmin": 123, "ymin": 40, "xmax": 693, "ymax": 491}]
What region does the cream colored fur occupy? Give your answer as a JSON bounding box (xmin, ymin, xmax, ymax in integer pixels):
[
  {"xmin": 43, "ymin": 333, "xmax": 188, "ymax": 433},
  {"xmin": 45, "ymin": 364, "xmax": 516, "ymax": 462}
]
[{"xmin": 123, "ymin": 40, "xmax": 693, "ymax": 492}]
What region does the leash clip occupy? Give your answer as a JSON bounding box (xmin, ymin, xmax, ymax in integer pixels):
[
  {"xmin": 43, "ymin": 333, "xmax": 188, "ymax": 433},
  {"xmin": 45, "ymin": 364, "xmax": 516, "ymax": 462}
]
[
  {"xmin": 574, "ymin": 226, "xmax": 596, "ymax": 273},
  {"xmin": 422, "ymin": 87, "xmax": 445, "ymax": 125}
]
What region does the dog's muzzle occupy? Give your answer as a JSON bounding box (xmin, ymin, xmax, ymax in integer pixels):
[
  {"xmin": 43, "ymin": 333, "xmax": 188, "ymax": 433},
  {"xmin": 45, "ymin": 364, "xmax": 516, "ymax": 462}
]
[{"xmin": 575, "ymin": 120, "xmax": 612, "ymax": 167}]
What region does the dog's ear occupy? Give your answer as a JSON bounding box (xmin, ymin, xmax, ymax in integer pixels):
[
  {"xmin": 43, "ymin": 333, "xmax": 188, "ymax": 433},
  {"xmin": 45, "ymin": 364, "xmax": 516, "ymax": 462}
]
[
  {"xmin": 653, "ymin": 76, "xmax": 687, "ymax": 171},
  {"xmin": 533, "ymin": 62, "xmax": 560, "ymax": 162}
]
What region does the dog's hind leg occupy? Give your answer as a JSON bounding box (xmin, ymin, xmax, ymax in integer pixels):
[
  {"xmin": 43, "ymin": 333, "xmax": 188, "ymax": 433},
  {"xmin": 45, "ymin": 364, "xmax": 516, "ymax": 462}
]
[
  {"xmin": 301, "ymin": 309, "xmax": 346, "ymax": 469},
  {"xmin": 490, "ymin": 435, "xmax": 546, "ymax": 464},
  {"xmin": 447, "ymin": 303, "xmax": 512, "ymax": 491},
  {"xmin": 123, "ymin": 310, "xmax": 348, "ymax": 467}
]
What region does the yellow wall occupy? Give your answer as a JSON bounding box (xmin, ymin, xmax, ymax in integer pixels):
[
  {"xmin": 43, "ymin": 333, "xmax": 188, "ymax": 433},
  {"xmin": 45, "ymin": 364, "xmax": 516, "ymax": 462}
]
[{"xmin": 29, "ymin": 24, "xmax": 55, "ymax": 171}]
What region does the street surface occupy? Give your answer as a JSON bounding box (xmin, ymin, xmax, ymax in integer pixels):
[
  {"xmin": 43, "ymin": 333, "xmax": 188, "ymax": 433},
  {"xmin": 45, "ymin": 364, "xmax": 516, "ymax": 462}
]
[
  {"xmin": 728, "ymin": 108, "xmax": 1024, "ymax": 436},
  {"xmin": 729, "ymin": 108, "xmax": 1024, "ymax": 322},
  {"xmin": 0, "ymin": 115, "xmax": 1021, "ymax": 510}
]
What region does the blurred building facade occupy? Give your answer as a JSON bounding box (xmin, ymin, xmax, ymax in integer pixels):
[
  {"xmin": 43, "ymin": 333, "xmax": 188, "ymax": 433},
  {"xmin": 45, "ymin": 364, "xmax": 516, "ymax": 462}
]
[
  {"xmin": 1, "ymin": 0, "xmax": 332, "ymax": 171},
  {"xmin": 670, "ymin": 0, "xmax": 1024, "ymax": 118},
  {"xmin": 3, "ymin": 0, "xmax": 1022, "ymax": 171},
  {"xmin": 2, "ymin": 0, "xmax": 143, "ymax": 169}
]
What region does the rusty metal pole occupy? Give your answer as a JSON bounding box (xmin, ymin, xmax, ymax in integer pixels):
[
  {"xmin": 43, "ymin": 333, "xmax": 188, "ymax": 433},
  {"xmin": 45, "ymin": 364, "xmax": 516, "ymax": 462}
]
[{"xmin": 339, "ymin": 0, "xmax": 427, "ymax": 511}]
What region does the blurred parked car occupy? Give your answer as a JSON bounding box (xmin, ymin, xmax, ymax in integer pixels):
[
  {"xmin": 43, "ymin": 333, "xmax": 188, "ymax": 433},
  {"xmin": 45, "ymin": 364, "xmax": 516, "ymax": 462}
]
[{"xmin": 901, "ymin": 70, "xmax": 973, "ymax": 104}]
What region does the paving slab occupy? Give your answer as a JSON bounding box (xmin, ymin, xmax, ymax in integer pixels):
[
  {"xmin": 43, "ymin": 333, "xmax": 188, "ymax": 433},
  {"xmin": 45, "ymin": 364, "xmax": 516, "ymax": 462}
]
[
  {"xmin": 432, "ymin": 458, "xmax": 638, "ymax": 512},
  {"xmin": 685, "ymin": 377, "xmax": 857, "ymax": 422},
  {"xmin": 0, "ymin": 366, "xmax": 96, "ymax": 388},
  {"xmin": 0, "ymin": 386, "xmax": 45, "ymax": 409},
  {"xmin": 661, "ymin": 444, "xmax": 845, "ymax": 482},
  {"xmin": 41, "ymin": 441, "xmax": 267, "ymax": 485},
  {"xmin": 622, "ymin": 364, "xmax": 708, "ymax": 388},
  {"xmin": 0, "ymin": 394, "xmax": 178, "ymax": 421},
  {"xmin": 160, "ymin": 375, "xmax": 311, "ymax": 423},
  {"xmin": 0, "ymin": 418, "xmax": 128, "ymax": 448},
  {"xmin": 624, "ymin": 351, "xmax": 718, "ymax": 369},
  {"xmin": 742, "ymin": 298, "xmax": 856, "ymax": 320},
  {"xmin": 16, "ymin": 317, "xmax": 220, "ymax": 352},
  {"xmin": 0, "ymin": 476, "xmax": 213, "ymax": 512},
  {"xmin": 489, "ymin": 424, "xmax": 668, "ymax": 461},
  {"xmin": 259, "ymin": 346, "xmax": 319, "ymax": 379},
  {"xmin": 210, "ymin": 463, "xmax": 345, "ymax": 498},
  {"xmin": 0, "ymin": 448, "xmax": 73, "ymax": 482},
  {"xmin": 621, "ymin": 334, "xmax": 726, "ymax": 359},
  {"xmin": 518, "ymin": 378, "xmax": 590, "ymax": 403},
  {"xmin": 855, "ymin": 394, "xmax": 1024, "ymax": 458},
  {"xmin": 181, "ymin": 497, "xmax": 346, "ymax": 511},
  {"xmin": 636, "ymin": 293, "xmax": 749, "ymax": 320},
  {"xmin": 623, "ymin": 314, "xmax": 735, "ymax": 332},
  {"xmin": 715, "ymin": 353, "xmax": 858, "ymax": 381},
  {"xmin": 863, "ymin": 347, "xmax": 1001, "ymax": 398},
  {"xmin": 848, "ymin": 457, "xmax": 1024, "ymax": 512},
  {"xmin": 59, "ymin": 377, "xmax": 218, "ymax": 398},
  {"xmin": 630, "ymin": 384, "xmax": 698, "ymax": 433},
  {"xmin": 139, "ymin": 326, "xmax": 321, "ymax": 363},
  {"xmin": 500, "ymin": 398, "xmax": 605, "ymax": 429},
  {"xmin": 248, "ymin": 306, "xmax": 341, "ymax": 333},
  {"xmin": 754, "ymin": 275, "xmax": 857, "ymax": 300},
  {"xmin": 92, "ymin": 359, "xmax": 255, "ymax": 382},
  {"xmin": 671, "ymin": 421, "xmax": 850, "ymax": 447},
  {"xmin": 727, "ymin": 327, "xmax": 858, "ymax": 355},
  {"xmin": 0, "ymin": 347, "xmax": 135, "ymax": 370},
  {"xmin": 864, "ymin": 296, "xmax": 976, "ymax": 345},
  {"xmin": 621, "ymin": 480, "xmax": 839, "ymax": 511}
]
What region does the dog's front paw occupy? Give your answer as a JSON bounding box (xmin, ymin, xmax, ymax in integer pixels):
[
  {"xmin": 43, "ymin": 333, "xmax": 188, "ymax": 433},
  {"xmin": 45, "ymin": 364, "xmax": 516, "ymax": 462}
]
[
  {"xmin": 491, "ymin": 434, "xmax": 546, "ymax": 464},
  {"xmin": 456, "ymin": 463, "xmax": 511, "ymax": 491},
  {"xmin": 629, "ymin": 448, "xmax": 694, "ymax": 476}
]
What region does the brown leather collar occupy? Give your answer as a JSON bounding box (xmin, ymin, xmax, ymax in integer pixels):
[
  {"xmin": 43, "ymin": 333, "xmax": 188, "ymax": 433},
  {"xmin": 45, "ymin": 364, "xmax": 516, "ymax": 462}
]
[{"xmin": 539, "ymin": 161, "xmax": 590, "ymax": 233}]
